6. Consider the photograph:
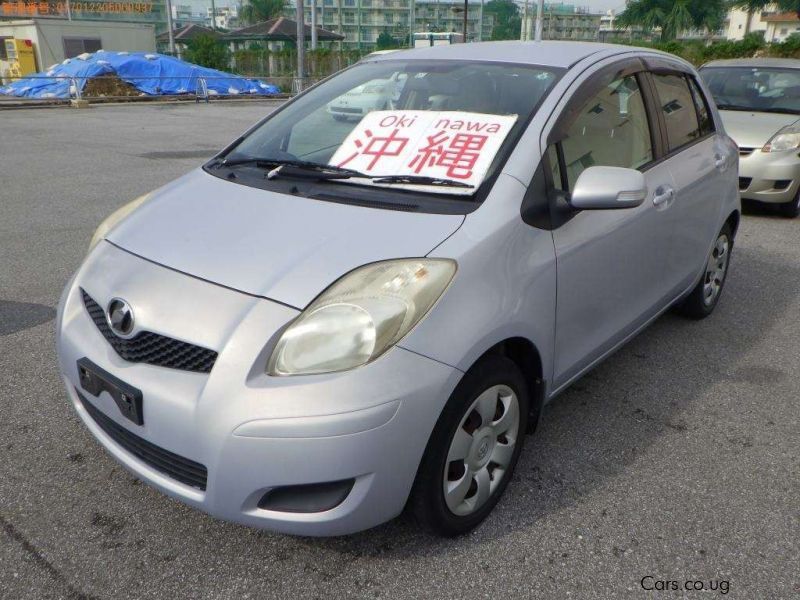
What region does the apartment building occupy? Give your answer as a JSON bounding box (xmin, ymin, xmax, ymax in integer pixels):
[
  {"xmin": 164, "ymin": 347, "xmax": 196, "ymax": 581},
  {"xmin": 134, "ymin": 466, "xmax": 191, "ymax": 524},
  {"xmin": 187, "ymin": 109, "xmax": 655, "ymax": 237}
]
[
  {"xmin": 292, "ymin": 0, "xmax": 493, "ymax": 49},
  {"xmin": 520, "ymin": 2, "xmax": 602, "ymax": 42},
  {"xmin": 208, "ymin": 5, "xmax": 240, "ymax": 30}
]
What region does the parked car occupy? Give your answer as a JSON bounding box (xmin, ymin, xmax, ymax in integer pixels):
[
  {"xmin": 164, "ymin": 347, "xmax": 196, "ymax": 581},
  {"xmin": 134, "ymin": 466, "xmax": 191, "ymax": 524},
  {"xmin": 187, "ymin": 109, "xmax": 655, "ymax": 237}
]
[
  {"xmin": 326, "ymin": 72, "xmax": 407, "ymax": 120},
  {"xmin": 700, "ymin": 58, "xmax": 800, "ymax": 217},
  {"xmin": 57, "ymin": 41, "xmax": 740, "ymax": 537}
]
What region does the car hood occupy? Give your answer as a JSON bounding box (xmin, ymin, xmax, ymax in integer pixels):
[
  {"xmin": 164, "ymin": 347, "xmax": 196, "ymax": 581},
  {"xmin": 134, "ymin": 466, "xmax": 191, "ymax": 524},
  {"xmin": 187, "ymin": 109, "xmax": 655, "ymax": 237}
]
[
  {"xmin": 106, "ymin": 169, "xmax": 464, "ymax": 309},
  {"xmin": 718, "ymin": 110, "xmax": 800, "ymax": 148}
]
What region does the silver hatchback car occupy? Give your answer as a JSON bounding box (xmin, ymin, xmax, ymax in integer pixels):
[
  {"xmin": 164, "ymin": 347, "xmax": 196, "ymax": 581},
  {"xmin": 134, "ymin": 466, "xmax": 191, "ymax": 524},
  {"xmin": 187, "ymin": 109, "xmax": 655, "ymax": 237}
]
[
  {"xmin": 57, "ymin": 42, "xmax": 740, "ymax": 537},
  {"xmin": 700, "ymin": 58, "xmax": 800, "ymax": 218}
]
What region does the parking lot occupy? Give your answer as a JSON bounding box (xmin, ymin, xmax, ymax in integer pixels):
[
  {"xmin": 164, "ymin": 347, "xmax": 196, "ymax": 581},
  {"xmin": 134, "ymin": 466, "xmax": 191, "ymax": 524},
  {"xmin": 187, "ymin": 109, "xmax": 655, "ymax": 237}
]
[{"xmin": 0, "ymin": 102, "xmax": 798, "ymax": 599}]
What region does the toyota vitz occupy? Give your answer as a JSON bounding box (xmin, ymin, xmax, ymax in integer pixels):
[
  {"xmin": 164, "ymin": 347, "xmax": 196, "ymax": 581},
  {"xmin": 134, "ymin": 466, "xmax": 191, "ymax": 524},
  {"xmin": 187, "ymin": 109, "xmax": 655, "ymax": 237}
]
[{"xmin": 57, "ymin": 42, "xmax": 740, "ymax": 537}]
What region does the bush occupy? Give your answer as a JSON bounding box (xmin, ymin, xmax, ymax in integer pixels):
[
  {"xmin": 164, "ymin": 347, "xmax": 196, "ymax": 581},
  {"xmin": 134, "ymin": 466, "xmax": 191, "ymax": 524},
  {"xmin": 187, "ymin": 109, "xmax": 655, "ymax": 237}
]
[
  {"xmin": 609, "ymin": 32, "xmax": 780, "ymax": 66},
  {"xmin": 771, "ymin": 33, "xmax": 800, "ymax": 58},
  {"xmin": 184, "ymin": 35, "xmax": 231, "ymax": 72}
]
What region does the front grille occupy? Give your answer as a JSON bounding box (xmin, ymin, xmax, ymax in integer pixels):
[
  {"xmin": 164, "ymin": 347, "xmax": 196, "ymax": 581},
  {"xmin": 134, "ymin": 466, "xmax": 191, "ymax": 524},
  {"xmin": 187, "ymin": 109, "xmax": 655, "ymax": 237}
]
[
  {"xmin": 332, "ymin": 107, "xmax": 362, "ymax": 114},
  {"xmin": 739, "ymin": 177, "xmax": 752, "ymax": 191},
  {"xmin": 739, "ymin": 147, "xmax": 755, "ymax": 157},
  {"xmin": 77, "ymin": 389, "xmax": 208, "ymax": 491},
  {"xmin": 81, "ymin": 290, "xmax": 217, "ymax": 373}
]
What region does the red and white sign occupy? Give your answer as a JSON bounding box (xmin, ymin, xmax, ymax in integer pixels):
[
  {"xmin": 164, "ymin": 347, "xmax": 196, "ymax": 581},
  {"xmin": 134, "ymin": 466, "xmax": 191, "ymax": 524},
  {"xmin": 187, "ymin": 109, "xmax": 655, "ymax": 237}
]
[{"xmin": 329, "ymin": 110, "xmax": 518, "ymax": 194}]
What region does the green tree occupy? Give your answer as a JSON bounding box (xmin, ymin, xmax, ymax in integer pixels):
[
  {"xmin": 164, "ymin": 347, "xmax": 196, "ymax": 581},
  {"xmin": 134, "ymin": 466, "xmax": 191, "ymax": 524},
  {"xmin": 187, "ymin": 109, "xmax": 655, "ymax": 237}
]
[
  {"xmin": 618, "ymin": 0, "xmax": 726, "ymax": 41},
  {"xmin": 376, "ymin": 31, "xmax": 401, "ymax": 50},
  {"xmin": 240, "ymin": 0, "xmax": 286, "ymax": 26},
  {"xmin": 184, "ymin": 34, "xmax": 231, "ymax": 71},
  {"xmin": 485, "ymin": 0, "xmax": 521, "ymax": 41}
]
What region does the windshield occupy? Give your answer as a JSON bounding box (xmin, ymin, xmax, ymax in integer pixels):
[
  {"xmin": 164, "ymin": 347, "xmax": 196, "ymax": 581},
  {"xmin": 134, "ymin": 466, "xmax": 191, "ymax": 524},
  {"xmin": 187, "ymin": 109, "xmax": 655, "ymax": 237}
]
[
  {"xmin": 699, "ymin": 66, "xmax": 800, "ymax": 115},
  {"xmin": 223, "ymin": 60, "xmax": 561, "ymax": 197}
]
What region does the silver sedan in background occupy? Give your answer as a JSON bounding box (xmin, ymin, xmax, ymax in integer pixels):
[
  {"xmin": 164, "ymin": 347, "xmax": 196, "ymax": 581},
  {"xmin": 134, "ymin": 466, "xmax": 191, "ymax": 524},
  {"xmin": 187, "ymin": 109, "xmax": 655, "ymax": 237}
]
[
  {"xmin": 57, "ymin": 42, "xmax": 740, "ymax": 537},
  {"xmin": 700, "ymin": 58, "xmax": 800, "ymax": 217}
]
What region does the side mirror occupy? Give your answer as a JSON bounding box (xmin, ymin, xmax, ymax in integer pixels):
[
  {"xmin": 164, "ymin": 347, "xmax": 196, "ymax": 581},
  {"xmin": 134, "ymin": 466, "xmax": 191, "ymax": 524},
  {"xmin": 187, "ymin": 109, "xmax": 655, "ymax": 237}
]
[{"xmin": 570, "ymin": 166, "xmax": 648, "ymax": 210}]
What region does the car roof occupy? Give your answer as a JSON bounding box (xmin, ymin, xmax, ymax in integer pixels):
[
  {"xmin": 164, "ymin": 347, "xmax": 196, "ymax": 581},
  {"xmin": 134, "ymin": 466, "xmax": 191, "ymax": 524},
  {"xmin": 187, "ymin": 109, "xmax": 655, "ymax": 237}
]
[
  {"xmin": 702, "ymin": 57, "xmax": 800, "ymax": 69},
  {"xmin": 366, "ymin": 40, "xmax": 671, "ymax": 69}
]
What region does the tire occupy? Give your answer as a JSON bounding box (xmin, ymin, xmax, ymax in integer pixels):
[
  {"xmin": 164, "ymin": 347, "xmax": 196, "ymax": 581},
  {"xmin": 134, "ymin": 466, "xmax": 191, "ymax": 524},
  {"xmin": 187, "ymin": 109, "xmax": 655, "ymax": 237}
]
[
  {"xmin": 676, "ymin": 223, "xmax": 733, "ymax": 320},
  {"xmin": 778, "ymin": 192, "xmax": 800, "ymax": 218},
  {"xmin": 408, "ymin": 355, "xmax": 529, "ymax": 537}
]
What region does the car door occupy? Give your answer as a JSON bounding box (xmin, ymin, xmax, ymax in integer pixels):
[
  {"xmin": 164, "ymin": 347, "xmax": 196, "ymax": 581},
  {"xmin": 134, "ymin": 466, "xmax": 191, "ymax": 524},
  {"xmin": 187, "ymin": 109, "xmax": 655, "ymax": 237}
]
[
  {"xmin": 543, "ymin": 61, "xmax": 678, "ymax": 391},
  {"xmin": 647, "ymin": 67, "xmax": 731, "ymax": 293}
]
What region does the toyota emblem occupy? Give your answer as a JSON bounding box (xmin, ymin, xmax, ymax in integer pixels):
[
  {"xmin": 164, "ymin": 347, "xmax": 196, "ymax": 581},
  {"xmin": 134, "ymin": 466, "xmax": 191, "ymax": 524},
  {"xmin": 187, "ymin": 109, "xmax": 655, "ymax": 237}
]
[{"xmin": 106, "ymin": 298, "xmax": 135, "ymax": 338}]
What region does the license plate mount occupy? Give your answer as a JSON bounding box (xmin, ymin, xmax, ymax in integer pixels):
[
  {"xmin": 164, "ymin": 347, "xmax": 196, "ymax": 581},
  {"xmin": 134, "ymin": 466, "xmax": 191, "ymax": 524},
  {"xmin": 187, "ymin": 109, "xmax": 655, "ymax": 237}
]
[{"xmin": 77, "ymin": 357, "xmax": 143, "ymax": 425}]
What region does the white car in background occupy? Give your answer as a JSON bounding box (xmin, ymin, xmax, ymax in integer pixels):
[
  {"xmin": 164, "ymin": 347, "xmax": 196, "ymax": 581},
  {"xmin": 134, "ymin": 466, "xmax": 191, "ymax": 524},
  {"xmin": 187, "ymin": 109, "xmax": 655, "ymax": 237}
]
[
  {"xmin": 700, "ymin": 58, "xmax": 800, "ymax": 218},
  {"xmin": 327, "ymin": 72, "xmax": 407, "ymax": 121}
]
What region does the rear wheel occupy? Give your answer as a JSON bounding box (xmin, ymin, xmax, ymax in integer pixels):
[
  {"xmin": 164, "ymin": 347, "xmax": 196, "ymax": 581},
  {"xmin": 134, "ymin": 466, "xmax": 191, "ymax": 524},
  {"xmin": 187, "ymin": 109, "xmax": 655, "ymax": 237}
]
[
  {"xmin": 676, "ymin": 223, "xmax": 733, "ymax": 319},
  {"xmin": 409, "ymin": 355, "xmax": 529, "ymax": 536},
  {"xmin": 778, "ymin": 191, "xmax": 800, "ymax": 218}
]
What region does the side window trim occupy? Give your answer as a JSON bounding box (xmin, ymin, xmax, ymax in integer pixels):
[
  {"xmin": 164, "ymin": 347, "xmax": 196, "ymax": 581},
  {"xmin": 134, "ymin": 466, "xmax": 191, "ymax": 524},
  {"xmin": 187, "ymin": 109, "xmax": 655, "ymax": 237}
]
[
  {"xmin": 640, "ymin": 71, "xmax": 670, "ymax": 161},
  {"xmin": 685, "ymin": 74, "xmax": 716, "ymax": 136},
  {"xmin": 636, "ymin": 71, "xmax": 666, "ymax": 166}
]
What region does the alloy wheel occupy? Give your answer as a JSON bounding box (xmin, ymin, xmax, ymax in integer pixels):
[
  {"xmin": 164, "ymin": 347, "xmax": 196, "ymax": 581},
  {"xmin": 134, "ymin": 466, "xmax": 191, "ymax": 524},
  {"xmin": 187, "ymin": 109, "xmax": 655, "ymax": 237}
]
[{"xmin": 703, "ymin": 234, "xmax": 730, "ymax": 307}]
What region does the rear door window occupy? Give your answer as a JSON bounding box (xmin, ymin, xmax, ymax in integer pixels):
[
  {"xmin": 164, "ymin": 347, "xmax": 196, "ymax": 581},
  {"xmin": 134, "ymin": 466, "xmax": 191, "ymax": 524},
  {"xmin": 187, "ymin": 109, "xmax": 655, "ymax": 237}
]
[{"xmin": 651, "ymin": 74, "xmax": 703, "ymax": 152}]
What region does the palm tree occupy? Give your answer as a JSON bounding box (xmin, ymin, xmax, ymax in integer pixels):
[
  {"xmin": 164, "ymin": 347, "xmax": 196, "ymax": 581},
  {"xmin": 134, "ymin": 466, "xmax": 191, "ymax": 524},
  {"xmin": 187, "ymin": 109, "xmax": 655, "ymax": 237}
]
[
  {"xmin": 618, "ymin": 0, "xmax": 726, "ymax": 41},
  {"xmin": 240, "ymin": 0, "xmax": 287, "ymax": 26},
  {"xmin": 663, "ymin": 0, "xmax": 693, "ymax": 39}
]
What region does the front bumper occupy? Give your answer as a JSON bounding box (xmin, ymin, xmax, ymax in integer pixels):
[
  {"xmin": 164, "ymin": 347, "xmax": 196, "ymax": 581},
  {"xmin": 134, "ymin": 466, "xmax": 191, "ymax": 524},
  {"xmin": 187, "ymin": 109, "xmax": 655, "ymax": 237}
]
[
  {"xmin": 738, "ymin": 147, "xmax": 800, "ymax": 204},
  {"xmin": 57, "ymin": 243, "xmax": 461, "ymax": 535}
]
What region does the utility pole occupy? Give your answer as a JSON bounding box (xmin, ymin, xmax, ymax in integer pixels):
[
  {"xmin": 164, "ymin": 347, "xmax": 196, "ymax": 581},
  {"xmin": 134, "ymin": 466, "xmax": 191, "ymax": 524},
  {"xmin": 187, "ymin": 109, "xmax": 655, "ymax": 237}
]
[
  {"xmin": 462, "ymin": 0, "xmax": 467, "ymax": 42},
  {"xmin": 210, "ymin": 0, "xmax": 217, "ymax": 30},
  {"xmin": 296, "ymin": 0, "xmax": 305, "ymax": 91},
  {"xmin": 410, "ymin": 0, "xmax": 415, "ymax": 47},
  {"xmin": 478, "ymin": 0, "xmax": 483, "ymax": 42},
  {"xmin": 535, "ymin": 0, "xmax": 544, "ymax": 41},
  {"xmin": 311, "ymin": 0, "xmax": 318, "ymax": 50},
  {"xmin": 522, "ymin": 0, "xmax": 529, "ymax": 40},
  {"xmin": 165, "ymin": 0, "xmax": 176, "ymax": 55}
]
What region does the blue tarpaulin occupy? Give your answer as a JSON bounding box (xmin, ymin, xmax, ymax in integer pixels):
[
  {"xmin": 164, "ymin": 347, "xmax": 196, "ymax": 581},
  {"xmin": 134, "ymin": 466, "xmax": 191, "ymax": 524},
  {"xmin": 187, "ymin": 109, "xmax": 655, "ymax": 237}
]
[{"xmin": 0, "ymin": 51, "xmax": 280, "ymax": 99}]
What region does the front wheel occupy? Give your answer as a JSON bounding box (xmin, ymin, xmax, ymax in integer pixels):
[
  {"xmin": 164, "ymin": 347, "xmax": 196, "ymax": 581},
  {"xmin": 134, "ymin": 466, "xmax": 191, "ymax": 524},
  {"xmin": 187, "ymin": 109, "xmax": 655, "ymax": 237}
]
[
  {"xmin": 675, "ymin": 223, "xmax": 733, "ymax": 319},
  {"xmin": 408, "ymin": 355, "xmax": 529, "ymax": 536}
]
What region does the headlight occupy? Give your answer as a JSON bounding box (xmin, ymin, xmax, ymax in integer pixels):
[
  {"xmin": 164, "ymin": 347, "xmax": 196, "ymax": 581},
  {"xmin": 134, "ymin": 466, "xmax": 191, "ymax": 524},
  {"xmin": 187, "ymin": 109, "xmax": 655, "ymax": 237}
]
[
  {"xmin": 268, "ymin": 259, "xmax": 457, "ymax": 376},
  {"xmin": 762, "ymin": 125, "xmax": 800, "ymax": 152},
  {"xmin": 88, "ymin": 193, "xmax": 151, "ymax": 253}
]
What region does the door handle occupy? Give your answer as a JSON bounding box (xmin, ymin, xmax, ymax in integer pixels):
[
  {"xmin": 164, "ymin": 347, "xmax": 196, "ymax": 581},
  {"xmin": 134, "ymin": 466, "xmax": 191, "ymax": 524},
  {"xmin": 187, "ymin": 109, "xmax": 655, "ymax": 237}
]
[
  {"xmin": 653, "ymin": 186, "xmax": 674, "ymax": 207},
  {"xmin": 714, "ymin": 154, "xmax": 727, "ymax": 171}
]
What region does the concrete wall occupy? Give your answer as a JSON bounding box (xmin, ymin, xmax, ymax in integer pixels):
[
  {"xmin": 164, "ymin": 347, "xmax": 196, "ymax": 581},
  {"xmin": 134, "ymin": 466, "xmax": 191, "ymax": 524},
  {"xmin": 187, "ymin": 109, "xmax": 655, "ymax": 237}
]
[
  {"xmin": 726, "ymin": 9, "xmax": 768, "ymax": 41},
  {"xmin": 0, "ymin": 19, "xmax": 155, "ymax": 71},
  {"xmin": 764, "ymin": 19, "xmax": 800, "ymax": 43}
]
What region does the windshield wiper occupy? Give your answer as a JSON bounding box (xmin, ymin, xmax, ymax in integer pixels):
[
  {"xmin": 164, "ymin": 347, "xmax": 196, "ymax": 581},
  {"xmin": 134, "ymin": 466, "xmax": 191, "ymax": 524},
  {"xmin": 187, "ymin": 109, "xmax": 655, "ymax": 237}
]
[
  {"xmin": 214, "ymin": 156, "xmax": 366, "ymax": 178},
  {"xmin": 265, "ymin": 161, "xmax": 369, "ymax": 180},
  {"xmin": 214, "ymin": 156, "xmax": 474, "ymax": 190},
  {"xmin": 370, "ymin": 175, "xmax": 474, "ymax": 188}
]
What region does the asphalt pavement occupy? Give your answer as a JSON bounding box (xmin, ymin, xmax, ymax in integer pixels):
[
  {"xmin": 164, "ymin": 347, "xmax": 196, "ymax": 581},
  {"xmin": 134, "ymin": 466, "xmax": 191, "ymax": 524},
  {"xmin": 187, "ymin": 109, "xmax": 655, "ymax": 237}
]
[{"xmin": 0, "ymin": 102, "xmax": 797, "ymax": 599}]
